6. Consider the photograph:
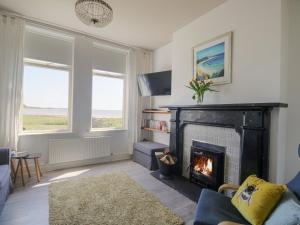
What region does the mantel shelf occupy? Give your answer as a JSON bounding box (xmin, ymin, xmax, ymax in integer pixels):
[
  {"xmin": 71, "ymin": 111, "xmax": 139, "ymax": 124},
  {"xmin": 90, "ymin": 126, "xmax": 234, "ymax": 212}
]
[
  {"xmin": 143, "ymin": 109, "xmax": 171, "ymax": 114},
  {"xmin": 160, "ymin": 102, "xmax": 288, "ymax": 110}
]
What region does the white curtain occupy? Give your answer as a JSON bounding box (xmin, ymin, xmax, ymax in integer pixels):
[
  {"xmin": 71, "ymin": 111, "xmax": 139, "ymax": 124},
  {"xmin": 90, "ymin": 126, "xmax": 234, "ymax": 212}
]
[
  {"xmin": 0, "ymin": 15, "xmax": 25, "ymax": 150},
  {"xmin": 128, "ymin": 48, "xmax": 153, "ymax": 152}
]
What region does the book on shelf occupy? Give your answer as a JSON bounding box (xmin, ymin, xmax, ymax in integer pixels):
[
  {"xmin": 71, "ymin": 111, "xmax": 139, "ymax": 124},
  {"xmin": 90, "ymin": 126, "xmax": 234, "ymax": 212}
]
[{"xmin": 143, "ymin": 119, "xmax": 169, "ymax": 132}]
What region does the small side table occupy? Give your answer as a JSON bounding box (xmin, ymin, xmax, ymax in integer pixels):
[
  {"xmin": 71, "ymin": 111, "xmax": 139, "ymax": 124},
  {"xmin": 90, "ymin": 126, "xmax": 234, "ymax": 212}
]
[
  {"xmin": 24, "ymin": 153, "xmax": 43, "ymax": 183},
  {"xmin": 11, "ymin": 152, "xmax": 29, "ymax": 186}
]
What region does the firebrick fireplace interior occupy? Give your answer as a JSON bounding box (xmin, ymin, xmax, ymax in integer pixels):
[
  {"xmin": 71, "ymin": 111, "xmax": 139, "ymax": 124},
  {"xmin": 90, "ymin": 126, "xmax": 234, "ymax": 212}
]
[{"xmin": 190, "ymin": 140, "xmax": 225, "ymax": 190}]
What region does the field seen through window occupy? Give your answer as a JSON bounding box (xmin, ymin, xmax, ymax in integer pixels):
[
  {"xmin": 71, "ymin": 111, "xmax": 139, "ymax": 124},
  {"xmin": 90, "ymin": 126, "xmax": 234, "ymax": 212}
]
[{"xmin": 22, "ymin": 107, "xmax": 122, "ymax": 132}]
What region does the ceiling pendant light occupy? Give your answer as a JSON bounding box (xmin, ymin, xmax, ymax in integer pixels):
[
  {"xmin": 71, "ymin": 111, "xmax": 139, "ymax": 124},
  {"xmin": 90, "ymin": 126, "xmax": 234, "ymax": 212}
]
[{"xmin": 75, "ymin": 0, "xmax": 113, "ymax": 28}]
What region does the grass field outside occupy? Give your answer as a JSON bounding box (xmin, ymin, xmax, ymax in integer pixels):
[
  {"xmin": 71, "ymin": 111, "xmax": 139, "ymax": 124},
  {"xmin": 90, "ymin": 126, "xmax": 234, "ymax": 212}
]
[
  {"xmin": 23, "ymin": 115, "xmax": 68, "ymax": 131},
  {"xmin": 22, "ymin": 115, "xmax": 122, "ymax": 132},
  {"xmin": 92, "ymin": 117, "xmax": 123, "ymax": 129}
]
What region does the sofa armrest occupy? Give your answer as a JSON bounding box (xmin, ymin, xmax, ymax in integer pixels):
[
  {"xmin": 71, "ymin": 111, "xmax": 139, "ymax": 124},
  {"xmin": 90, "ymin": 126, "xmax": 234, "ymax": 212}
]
[
  {"xmin": 0, "ymin": 148, "xmax": 10, "ymax": 165},
  {"xmin": 218, "ymin": 221, "xmax": 244, "ymax": 225},
  {"xmin": 218, "ymin": 183, "xmax": 240, "ymax": 193}
]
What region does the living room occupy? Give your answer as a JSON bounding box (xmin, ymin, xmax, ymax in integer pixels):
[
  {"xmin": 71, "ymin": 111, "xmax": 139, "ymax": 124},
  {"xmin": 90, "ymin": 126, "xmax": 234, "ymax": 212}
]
[{"xmin": 0, "ymin": 0, "xmax": 299, "ymax": 225}]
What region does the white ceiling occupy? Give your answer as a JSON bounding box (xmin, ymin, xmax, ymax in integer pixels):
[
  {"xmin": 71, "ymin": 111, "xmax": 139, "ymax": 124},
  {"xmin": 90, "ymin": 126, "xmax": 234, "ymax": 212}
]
[{"xmin": 0, "ymin": 0, "xmax": 226, "ymax": 50}]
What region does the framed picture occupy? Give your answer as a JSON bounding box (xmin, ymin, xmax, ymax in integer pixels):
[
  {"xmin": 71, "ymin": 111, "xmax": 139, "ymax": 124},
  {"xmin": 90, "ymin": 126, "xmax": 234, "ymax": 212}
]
[{"xmin": 193, "ymin": 32, "xmax": 232, "ymax": 85}]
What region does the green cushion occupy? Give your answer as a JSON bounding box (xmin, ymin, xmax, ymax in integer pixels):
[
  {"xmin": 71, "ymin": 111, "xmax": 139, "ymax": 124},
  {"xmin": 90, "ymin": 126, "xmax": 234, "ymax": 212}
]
[{"xmin": 231, "ymin": 175, "xmax": 286, "ymax": 225}]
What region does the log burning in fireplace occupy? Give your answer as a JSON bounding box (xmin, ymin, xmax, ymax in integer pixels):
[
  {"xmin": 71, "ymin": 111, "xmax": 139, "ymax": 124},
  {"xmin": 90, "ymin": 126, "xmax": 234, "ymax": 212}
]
[
  {"xmin": 193, "ymin": 156, "xmax": 213, "ymax": 176},
  {"xmin": 190, "ymin": 140, "xmax": 225, "ymax": 190}
]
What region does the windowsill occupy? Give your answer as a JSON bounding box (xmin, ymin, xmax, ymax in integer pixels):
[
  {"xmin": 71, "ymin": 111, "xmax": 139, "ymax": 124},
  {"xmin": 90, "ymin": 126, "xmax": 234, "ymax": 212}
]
[
  {"xmin": 19, "ymin": 130, "xmax": 73, "ymax": 136},
  {"xmin": 18, "ymin": 128, "xmax": 128, "ymax": 137}
]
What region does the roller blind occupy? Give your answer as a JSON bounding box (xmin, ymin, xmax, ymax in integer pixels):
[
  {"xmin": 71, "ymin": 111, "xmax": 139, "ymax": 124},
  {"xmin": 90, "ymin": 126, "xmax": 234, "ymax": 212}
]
[
  {"xmin": 24, "ymin": 26, "xmax": 73, "ymax": 66},
  {"xmin": 93, "ymin": 44, "xmax": 127, "ymax": 74}
]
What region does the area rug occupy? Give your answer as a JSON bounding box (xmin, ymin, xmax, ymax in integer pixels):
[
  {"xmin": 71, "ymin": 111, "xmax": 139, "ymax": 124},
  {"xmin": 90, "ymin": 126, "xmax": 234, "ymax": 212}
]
[{"xmin": 49, "ymin": 172, "xmax": 184, "ymax": 225}]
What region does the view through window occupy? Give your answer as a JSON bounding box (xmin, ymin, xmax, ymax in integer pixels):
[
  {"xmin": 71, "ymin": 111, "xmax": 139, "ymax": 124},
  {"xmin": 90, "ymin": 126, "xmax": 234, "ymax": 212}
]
[
  {"xmin": 22, "ymin": 63, "xmax": 70, "ymax": 132},
  {"xmin": 92, "ymin": 72, "xmax": 125, "ymax": 129}
]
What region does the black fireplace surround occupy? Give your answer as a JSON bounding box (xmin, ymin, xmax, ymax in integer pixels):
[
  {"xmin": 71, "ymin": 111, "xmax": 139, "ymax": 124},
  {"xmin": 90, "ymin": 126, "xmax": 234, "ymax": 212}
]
[{"xmin": 161, "ymin": 103, "xmax": 287, "ymax": 184}]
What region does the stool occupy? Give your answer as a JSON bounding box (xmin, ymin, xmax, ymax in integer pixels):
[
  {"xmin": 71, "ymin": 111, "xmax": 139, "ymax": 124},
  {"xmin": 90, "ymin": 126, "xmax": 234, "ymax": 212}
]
[
  {"xmin": 24, "ymin": 153, "xmax": 42, "ymax": 183},
  {"xmin": 133, "ymin": 141, "xmax": 168, "ymax": 170},
  {"xmin": 11, "ymin": 152, "xmax": 29, "ymax": 186}
]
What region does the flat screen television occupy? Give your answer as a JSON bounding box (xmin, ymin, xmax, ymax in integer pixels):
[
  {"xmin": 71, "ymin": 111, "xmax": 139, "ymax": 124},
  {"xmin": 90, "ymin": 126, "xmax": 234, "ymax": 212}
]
[{"xmin": 137, "ymin": 70, "xmax": 172, "ymax": 96}]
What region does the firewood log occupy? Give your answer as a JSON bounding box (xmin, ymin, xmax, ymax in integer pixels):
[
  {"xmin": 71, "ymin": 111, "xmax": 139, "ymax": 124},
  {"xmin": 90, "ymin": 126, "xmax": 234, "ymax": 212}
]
[
  {"xmin": 169, "ymin": 156, "xmax": 175, "ymax": 165},
  {"xmin": 160, "ymin": 155, "xmax": 167, "ymax": 162},
  {"xmin": 155, "ymin": 152, "xmax": 164, "ymax": 158}
]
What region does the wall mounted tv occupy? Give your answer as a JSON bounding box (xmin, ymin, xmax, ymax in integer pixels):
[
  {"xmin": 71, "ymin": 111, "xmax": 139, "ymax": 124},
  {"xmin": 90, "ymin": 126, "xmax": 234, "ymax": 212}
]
[{"xmin": 137, "ymin": 70, "xmax": 172, "ymax": 96}]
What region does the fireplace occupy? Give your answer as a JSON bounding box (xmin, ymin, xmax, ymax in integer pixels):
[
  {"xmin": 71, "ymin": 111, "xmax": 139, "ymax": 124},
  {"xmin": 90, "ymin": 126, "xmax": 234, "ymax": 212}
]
[
  {"xmin": 162, "ymin": 103, "xmax": 287, "ymax": 183},
  {"xmin": 190, "ymin": 140, "xmax": 225, "ymax": 190}
]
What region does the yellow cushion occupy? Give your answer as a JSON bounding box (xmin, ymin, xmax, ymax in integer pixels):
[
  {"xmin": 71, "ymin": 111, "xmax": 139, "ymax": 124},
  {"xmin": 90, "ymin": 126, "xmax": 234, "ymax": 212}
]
[{"xmin": 231, "ymin": 175, "xmax": 287, "ymax": 225}]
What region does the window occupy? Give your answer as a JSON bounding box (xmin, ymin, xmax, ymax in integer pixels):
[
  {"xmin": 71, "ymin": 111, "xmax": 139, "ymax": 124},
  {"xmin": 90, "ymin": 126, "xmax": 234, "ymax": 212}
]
[
  {"xmin": 22, "ymin": 26, "xmax": 73, "ymax": 133},
  {"xmin": 92, "ymin": 70, "xmax": 125, "ymax": 130},
  {"xmin": 22, "ymin": 60, "xmax": 71, "ymax": 133},
  {"xmin": 91, "ymin": 43, "xmax": 128, "ymax": 130}
]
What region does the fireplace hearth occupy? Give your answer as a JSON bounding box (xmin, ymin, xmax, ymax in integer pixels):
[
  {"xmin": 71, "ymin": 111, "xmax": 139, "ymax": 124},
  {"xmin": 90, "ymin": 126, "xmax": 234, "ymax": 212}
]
[{"xmin": 190, "ymin": 140, "xmax": 225, "ymax": 190}]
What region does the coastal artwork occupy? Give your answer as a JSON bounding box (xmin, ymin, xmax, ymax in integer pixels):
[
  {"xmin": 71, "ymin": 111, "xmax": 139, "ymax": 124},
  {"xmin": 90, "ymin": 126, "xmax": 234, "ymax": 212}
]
[{"xmin": 194, "ymin": 32, "xmax": 232, "ymax": 85}]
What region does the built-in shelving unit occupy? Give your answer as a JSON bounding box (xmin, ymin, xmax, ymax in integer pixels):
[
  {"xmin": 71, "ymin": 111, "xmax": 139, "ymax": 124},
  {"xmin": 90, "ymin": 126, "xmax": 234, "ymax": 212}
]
[{"xmin": 141, "ymin": 109, "xmax": 171, "ymax": 134}]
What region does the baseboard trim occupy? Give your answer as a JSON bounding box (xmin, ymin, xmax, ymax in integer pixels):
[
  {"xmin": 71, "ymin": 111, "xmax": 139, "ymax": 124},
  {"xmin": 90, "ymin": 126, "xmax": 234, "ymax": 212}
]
[{"xmin": 46, "ymin": 153, "xmax": 133, "ymax": 172}]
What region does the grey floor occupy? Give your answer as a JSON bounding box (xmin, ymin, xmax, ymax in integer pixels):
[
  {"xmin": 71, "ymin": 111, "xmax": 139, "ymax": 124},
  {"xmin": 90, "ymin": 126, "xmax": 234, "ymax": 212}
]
[{"xmin": 0, "ymin": 160, "xmax": 196, "ymax": 225}]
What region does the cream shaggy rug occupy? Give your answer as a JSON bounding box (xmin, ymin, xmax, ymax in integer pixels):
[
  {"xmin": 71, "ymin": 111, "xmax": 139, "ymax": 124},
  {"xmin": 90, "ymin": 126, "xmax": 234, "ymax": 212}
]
[{"xmin": 49, "ymin": 172, "xmax": 184, "ymax": 225}]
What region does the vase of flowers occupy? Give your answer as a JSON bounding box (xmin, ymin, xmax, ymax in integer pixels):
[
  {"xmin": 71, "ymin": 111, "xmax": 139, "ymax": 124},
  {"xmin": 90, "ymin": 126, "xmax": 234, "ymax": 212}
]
[{"xmin": 186, "ymin": 78, "xmax": 217, "ymax": 104}]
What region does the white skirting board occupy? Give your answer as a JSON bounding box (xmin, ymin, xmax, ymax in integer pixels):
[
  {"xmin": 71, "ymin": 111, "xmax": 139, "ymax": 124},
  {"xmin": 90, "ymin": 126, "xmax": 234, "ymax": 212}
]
[
  {"xmin": 15, "ymin": 153, "xmax": 132, "ymax": 174},
  {"xmin": 46, "ymin": 153, "xmax": 132, "ymax": 171}
]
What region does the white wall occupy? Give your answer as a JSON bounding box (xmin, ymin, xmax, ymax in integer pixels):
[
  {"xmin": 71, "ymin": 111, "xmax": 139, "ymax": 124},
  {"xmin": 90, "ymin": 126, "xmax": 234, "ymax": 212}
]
[
  {"xmin": 19, "ymin": 34, "xmax": 131, "ymax": 168},
  {"xmin": 171, "ymin": 0, "xmax": 282, "ymax": 105},
  {"xmin": 152, "ymin": 0, "xmax": 291, "ymax": 182},
  {"xmin": 284, "ymin": 0, "xmax": 300, "ymax": 181},
  {"xmin": 151, "ymin": 42, "xmax": 172, "ymax": 145},
  {"xmin": 153, "ymin": 42, "xmax": 172, "ymax": 73}
]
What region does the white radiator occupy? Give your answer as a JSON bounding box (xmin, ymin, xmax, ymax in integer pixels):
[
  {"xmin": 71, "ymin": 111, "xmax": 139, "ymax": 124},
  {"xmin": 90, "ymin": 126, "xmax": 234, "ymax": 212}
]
[{"xmin": 48, "ymin": 136, "xmax": 111, "ymax": 164}]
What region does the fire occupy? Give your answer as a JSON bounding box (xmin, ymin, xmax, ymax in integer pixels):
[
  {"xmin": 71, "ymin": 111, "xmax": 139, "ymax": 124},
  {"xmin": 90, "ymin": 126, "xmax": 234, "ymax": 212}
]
[{"xmin": 194, "ymin": 157, "xmax": 213, "ymax": 176}]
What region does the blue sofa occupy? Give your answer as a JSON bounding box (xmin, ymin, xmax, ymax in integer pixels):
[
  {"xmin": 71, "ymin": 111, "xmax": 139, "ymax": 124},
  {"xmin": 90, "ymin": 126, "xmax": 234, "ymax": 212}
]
[
  {"xmin": 194, "ymin": 146, "xmax": 300, "ymax": 225},
  {"xmin": 0, "ymin": 148, "xmax": 11, "ymax": 214}
]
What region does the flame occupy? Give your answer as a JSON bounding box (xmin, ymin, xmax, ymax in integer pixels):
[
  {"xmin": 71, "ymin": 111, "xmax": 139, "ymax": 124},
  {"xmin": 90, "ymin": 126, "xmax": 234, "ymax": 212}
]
[{"xmin": 194, "ymin": 157, "xmax": 213, "ymax": 176}]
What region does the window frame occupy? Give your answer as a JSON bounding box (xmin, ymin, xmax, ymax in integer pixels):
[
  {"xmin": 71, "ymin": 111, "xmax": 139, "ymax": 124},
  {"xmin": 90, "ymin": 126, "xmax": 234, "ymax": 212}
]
[
  {"xmin": 91, "ymin": 69, "xmax": 127, "ymax": 131},
  {"xmin": 20, "ymin": 58, "xmax": 73, "ymax": 134}
]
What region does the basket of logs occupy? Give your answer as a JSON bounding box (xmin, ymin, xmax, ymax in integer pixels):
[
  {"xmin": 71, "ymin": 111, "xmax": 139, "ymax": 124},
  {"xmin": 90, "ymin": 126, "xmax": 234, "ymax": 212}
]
[{"xmin": 155, "ymin": 148, "xmax": 177, "ymax": 179}]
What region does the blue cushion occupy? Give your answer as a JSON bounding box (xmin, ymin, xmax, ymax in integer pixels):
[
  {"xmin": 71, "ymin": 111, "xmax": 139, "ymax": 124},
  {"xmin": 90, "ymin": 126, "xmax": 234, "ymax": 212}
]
[
  {"xmin": 287, "ymin": 171, "xmax": 300, "ymax": 200},
  {"xmin": 194, "ymin": 189, "xmax": 250, "ymax": 225},
  {"xmin": 0, "ymin": 148, "xmax": 9, "ymax": 165},
  {"xmin": 265, "ymin": 190, "xmax": 300, "ymax": 225}
]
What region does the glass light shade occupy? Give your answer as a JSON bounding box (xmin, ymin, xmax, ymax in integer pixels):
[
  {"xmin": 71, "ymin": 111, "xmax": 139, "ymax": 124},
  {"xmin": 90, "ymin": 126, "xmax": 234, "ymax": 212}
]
[{"xmin": 75, "ymin": 0, "xmax": 113, "ymax": 28}]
